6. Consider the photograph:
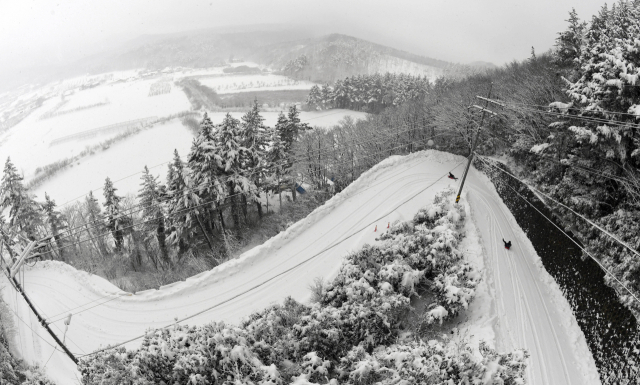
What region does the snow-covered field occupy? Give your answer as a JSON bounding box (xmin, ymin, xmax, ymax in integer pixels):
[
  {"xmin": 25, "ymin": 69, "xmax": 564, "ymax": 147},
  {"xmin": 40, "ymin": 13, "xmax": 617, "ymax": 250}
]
[
  {"xmin": 1, "ymin": 150, "xmax": 599, "ymax": 385},
  {"xmin": 0, "ymin": 78, "xmax": 191, "ymax": 179},
  {"xmin": 30, "ymin": 109, "xmax": 367, "ymax": 205},
  {"xmin": 199, "ymin": 74, "xmax": 317, "ymax": 94}
]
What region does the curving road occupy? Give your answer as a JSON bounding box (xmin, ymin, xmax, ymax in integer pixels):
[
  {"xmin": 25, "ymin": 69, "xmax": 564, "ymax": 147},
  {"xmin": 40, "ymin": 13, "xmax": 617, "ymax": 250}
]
[{"xmin": 1, "ymin": 150, "xmax": 599, "ymax": 384}]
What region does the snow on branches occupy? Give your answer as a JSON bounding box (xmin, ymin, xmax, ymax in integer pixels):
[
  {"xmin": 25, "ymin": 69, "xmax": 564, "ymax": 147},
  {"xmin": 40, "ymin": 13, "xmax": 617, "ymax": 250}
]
[{"xmin": 79, "ymin": 188, "xmax": 527, "ymax": 384}]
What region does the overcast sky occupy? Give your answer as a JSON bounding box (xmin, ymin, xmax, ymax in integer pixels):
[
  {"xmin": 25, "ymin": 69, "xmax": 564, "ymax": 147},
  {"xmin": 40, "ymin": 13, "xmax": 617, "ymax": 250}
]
[{"xmin": 1, "ymin": 0, "xmax": 610, "ymax": 71}]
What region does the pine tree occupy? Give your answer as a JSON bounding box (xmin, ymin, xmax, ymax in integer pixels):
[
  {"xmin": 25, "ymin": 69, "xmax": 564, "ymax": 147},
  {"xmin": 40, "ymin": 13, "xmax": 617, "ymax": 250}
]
[
  {"xmin": 214, "ymin": 113, "xmax": 255, "ymax": 228},
  {"xmin": 285, "ymin": 105, "xmax": 311, "ymax": 201},
  {"xmin": 83, "ymin": 190, "xmax": 109, "ymax": 257},
  {"xmin": 187, "ymin": 113, "xmax": 226, "ymax": 234},
  {"xmin": 555, "ymin": 8, "xmax": 587, "ymax": 66},
  {"xmin": 240, "ymin": 100, "xmax": 268, "ymax": 219},
  {"xmin": 167, "ymin": 150, "xmax": 216, "ymax": 254},
  {"xmin": 42, "ymin": 192, "xmax": 67, "ymax": 260},
  {"xmin": 103, "ymin": 177, "xmax": 125, "ymax": 252},
  {"xmin": 306, "ymin": 85, "xmax": 322, "ymax": 110},
  {"xmin": 0, "ymin": 157, "xmax": 42, "ymax": 241},
  {"xmin": 138, "ymin": 166, "xmax": 170, "ymax": 266},
  {"xmin": 267, "ymin": 124, "xmax": 289, "ymax": 208},
  {"xmin": 0, "ymin": 214, "xmax": 16, "ymax": 261}
]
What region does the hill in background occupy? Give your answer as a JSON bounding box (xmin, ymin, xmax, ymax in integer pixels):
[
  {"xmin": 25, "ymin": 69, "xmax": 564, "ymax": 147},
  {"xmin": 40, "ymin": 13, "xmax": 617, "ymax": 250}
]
[{"xmin": 0, "ymin": 26, "xmax": 494, "ymax": 92}]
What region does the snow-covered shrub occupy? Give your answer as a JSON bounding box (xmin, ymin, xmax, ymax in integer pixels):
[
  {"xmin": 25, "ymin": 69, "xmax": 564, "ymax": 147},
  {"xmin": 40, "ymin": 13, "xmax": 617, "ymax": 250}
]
[
  {"xmin": 80, "ymin": 322, "xmax": 281, "ymax": 385},
  {"xmin": 82, "ymin": 188, "xmax": 528, "ymax": 385},
  {"xmin": 337, "ymin": 340, "xmax": 528, "ymax": 385}
]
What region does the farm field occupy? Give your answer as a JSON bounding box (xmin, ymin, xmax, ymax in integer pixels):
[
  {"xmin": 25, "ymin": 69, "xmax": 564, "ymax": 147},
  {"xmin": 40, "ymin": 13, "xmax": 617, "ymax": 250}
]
[
  {"xmin": 0, "ymin": 77, "xmax": 191, "ymax": 179},
  {"xmin": 199, "ymin": 73, "xmax": 317, "ymax": 94},
  {"xmin": 30, "ymin": 109, "xmax": 367, "ymax": 205}
]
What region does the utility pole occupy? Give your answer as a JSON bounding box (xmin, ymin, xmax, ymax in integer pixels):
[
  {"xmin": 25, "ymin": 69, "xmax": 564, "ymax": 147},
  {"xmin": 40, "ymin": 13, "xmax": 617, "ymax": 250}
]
[
  {"xmin": 1, "ymin": 239, "xmax": 79, "ymax": 365},
  {"xmin": 455, "ymin": 84, "xmax": 494, "ymax": 204}
]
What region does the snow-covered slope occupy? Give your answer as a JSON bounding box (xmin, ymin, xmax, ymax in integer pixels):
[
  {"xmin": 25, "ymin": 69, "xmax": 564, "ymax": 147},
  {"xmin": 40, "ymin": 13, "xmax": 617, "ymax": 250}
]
[{"xmin": 0, "ymin": 150, "xmax": 599, "ymax": 385}]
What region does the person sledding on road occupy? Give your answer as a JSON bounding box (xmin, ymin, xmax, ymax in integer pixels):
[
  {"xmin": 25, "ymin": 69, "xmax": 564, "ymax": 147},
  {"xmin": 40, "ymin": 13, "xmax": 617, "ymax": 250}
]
[
  {"xmin": 448, "ymin": 172, "xmax": 458, "ymax": 180},
  {"xmin": 502, "ymin": 238, "xmax": 512, "ymax": 250}
]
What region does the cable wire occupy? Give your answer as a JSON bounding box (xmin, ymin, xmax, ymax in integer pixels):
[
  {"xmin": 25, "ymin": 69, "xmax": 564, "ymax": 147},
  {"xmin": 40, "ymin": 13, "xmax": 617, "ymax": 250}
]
[
  {"xmin": 35, "ymin": 136, "xmax": 447, "ymax": 260},
  {"xmin": 78, "ymin": 162, "xmax": 464, "ymax": 358},
  {"xmin": 50, "ymin": 123, "xmax": 436, "ymax": 243},
  {"xmin": 477, "ymin": 155, "xmax": 640, "ymax": 259},
  {"xmin": 476, "ymin": 156, "xmax": 640, "ymax": 306},
  {"xmin": 56, "ymin": 110, "xmax": 370, "ymax": 208}
]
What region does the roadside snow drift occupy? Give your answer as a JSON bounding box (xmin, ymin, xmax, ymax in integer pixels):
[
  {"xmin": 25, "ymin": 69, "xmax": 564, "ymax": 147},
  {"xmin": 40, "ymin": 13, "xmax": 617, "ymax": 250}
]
[{"xmin": 0, "ymin": 150, "xmax": 599, "ymax": 385}]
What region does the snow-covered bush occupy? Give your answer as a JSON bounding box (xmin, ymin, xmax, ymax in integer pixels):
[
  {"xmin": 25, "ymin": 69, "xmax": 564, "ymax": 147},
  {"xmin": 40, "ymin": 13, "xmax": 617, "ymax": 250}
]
[
  {"xmin": 81, "ymin": 188, "xmax": 526, "ymax": 384},
  {"xmin": 80, "ymin": 322, "xmax": 282, "ymax": 385},
  {"xmin": 338, "ymin": 340, "xmax": 528, "ymax": 385}
]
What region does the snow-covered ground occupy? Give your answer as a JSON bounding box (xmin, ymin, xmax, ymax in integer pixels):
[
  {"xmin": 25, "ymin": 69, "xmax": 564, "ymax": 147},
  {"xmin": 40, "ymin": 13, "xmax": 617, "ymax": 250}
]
[
  {"xmin": 0, "ymin": 150, "xmax": 599, "ymax": 384},
  {"xmin": 199, "ymin": 74, "xmax": 317, "ymax": 94},
  {"xmin": 0, "ymin": 78, "xmax": 191, "ymax": 179},
  {"xmin": 30, "ymin": 109, "xmax": 367, "ymax": 205}
]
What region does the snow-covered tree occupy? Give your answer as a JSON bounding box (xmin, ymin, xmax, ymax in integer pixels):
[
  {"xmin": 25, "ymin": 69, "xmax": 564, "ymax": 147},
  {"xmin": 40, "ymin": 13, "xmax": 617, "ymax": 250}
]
[
  {"xmin": 138, "ymin": 166, "xmax": 169, "ymax": 266},
  {"xmin": 240, "ymin": 100, "xmax": 269, "ymax": 219},
  {"xmin": 0, "ymin": 157, "xmax": 43, "ymax": 241},
  {"xmin": 555, "ymin": 8, "xmax": 587, "ymax": 66},
  {"xmin": 213, "ymin": 113, "xmax": 255, "ymax": 227},
  {"xmin": 103, "ymin": 177, "xmax": 125, "ymax": 252},
  {"xmin": 42, "ymin": 192, "xmax": 67, "ymax": 260},
  {"xmin": 83, "ymin": 191, "xmax": 109, "ymax": 257}
]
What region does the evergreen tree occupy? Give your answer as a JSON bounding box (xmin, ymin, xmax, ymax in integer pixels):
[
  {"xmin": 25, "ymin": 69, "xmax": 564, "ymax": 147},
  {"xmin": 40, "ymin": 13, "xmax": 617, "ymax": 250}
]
[
  {"xmin": 0, "ymin": 157, "xmax": 42, "ymax": 240},
  {"xmin": 306, "ymin": 85, "xmax": 322, "ymax": 110},
  {"xmin": 138, "ymin": 166, "xmax": 170, "ymax": 266},
  {"xmin": 267, "ymin": 123, "xmax": 289, "ymax": 208},
  {"xmin": 42, "ymin": 192, "xmax": 67, "ymax": 260},
  {"xmin": 0, "ymin": 214, "xmax": 16, "ymax": 261},
  {"xmin": 187, "ymin": 113, "xmax": 226, "ymax": 233},
  {"xmin": 240, "ymin": 100, "xmax": 269, "ymax": 219},
  {"xmin": 83, "ymin": 191, "xmax": 109, "ymax": 257},
  {"xmin": 167, "ymin": 150, "xmax": 216, "ymax": 253},
  {"xmin": 284, "ymin": 105, "xmax": 311, "ymax": 201},
  {"xmin": 213, "ymin": 113, "xmax": 255, "ymax": 227},
  {"xmin": 555, "ymin": 8, "xmax": 586, "ymax": 66},
  {"xmin": 103, "ymin": 177, "xmax": 125, "ymax": 252}
]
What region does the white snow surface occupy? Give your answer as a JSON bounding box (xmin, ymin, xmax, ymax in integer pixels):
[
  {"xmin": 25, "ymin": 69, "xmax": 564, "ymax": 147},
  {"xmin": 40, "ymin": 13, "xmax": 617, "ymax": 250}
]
[
  {"xmin": 1, "ymin": 150, "xmax": 599, "ymax": 385},
  {"xmin": 199, "ymin": 74, "xmax": 317, "ymax": 94}
]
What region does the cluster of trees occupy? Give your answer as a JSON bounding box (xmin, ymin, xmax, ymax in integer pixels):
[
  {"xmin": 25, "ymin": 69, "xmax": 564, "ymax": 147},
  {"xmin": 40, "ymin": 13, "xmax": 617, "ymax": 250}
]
[
  {"xmin": 80, "ymin": 188, "xmax": 528, "ymax": 384},
  {"xmin": 306, "ymin": 73, "xmax": 431, "ymax": 112},
  {"xmin": 539, "ymin": 2, "xmax": 640, "ymax": 318},
  {"xmin": 0, "ymin": 103, "xmax": 310, "ymax": 272}
]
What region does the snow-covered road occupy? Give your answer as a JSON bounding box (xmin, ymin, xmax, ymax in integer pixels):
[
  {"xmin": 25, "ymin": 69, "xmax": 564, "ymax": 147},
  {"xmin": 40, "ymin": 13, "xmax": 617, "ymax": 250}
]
[{"xmin": 1, "ymin": 150, "xmax": 600, "ymax": 384}]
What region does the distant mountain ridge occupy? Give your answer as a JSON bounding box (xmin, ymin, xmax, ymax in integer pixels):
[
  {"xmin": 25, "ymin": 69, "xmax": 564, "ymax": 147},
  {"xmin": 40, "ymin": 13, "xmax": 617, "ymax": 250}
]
[{"xmin": 0, "ymin": 27, "xmax": 495, "ymax": 92}]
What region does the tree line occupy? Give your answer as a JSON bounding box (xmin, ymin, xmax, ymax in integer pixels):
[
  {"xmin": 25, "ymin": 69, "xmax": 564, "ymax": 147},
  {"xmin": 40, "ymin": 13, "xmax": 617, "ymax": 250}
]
[
  {"xmin": 0, "ymin": 103, "xmax": 310, "ymax": 272},
  {"xmin": 306, "ymin": 73, "xmax": 431, "ymax": 113}
]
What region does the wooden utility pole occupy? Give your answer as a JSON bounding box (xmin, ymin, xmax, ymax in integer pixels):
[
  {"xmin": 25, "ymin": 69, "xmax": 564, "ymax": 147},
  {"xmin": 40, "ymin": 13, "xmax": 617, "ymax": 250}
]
[
  {"xmin": 1, "ymin": 236, "xmax": 79, "ymax": 365},
  {"xmin": 6, "ymin": 269, "xmax": 79, "ymax": 365},
  {"xmin": 455, "ymin": 84, "xmax": 494, "ymax": 204}
]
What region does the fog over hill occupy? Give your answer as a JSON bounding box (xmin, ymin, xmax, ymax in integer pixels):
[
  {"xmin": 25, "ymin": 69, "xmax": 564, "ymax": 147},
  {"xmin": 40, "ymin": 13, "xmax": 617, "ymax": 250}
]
[{"xmin": 0, "ymin": 25, "xmax": 488, "ymax": 92}]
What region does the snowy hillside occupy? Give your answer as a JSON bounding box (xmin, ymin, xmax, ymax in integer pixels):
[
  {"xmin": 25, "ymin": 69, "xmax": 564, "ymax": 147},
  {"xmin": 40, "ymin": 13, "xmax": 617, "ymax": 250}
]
[{"xmin": 1, "ymin": 150, "xmax": 599, "ymax": 385}]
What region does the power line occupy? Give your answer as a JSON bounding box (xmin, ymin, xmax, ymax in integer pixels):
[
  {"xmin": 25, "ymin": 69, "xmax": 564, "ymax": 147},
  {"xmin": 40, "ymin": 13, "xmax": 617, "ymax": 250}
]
[
  {"xmin": 506, "ymin": 103, "xmax": 640, "ymax": 130},
  {"xmin": 497, "ymin": 100, "xmax": 640, "ymax": 119},
  {"xmin": 39, "ymin": 154, "xmax": 435, "ymax": 323},
  {"xmin": 476, "ymin": 156, "xmax": 640, "ymax": 307},
  {"xmin": 477, "ymin": 156, "xmax": 640, "ymax": 260},
  {"xmin": 35, "ymin": 136, "xmax": 448, "ymax": 260},
  {"xmin": 78, "ymin": 163, "xmax": 465, "ymax": 359},
  {"xmin": 50, "ymin": 123, "xmax": 434, "ymax": 243},
  {"xmin": 55, "ymin": 110, "xmax": 366, "ymax": 209},
  {"xmin": 524, "ymin": 151, "xmax": 639, "ymax": 187},
  {"xmin": 43, "ymin": 129, "xmax": 448, "ymax": 251}
]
